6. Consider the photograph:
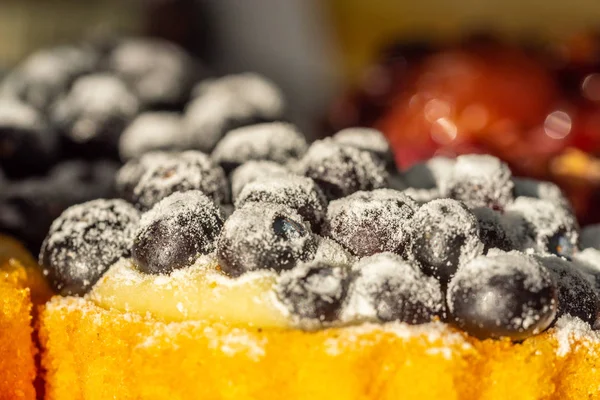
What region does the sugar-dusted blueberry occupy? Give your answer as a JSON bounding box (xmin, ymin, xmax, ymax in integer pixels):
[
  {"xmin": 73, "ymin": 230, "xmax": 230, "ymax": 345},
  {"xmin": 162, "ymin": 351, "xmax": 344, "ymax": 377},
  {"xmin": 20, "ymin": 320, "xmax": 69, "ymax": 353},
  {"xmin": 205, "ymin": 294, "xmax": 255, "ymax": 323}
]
[
  {"xmin": 332, "ymin": 127, "xmax": 395, "ymax": 171},
  {"xmin": 407, "ymin": 199, "xmax": 484, "ymax": 283},
  {"xmin": 183, "ymin": 73, "xmax": 285, "ymax": 152},
  {"xmin": 505, "ymin": 197, "xmax": 579, "ymax": 258},
  {"xmin": 512, "ymin": 177, "xmax": 570, "ymax": 209},
  {"xmin": 400, "ymin": 187, "xmax": 440, "ymax": 205},
  {"xmin": 115, "ymin": 152, "xmax": 173, "ymax": 204},
  {"xmin": 313, "ymin": 236, "xmax": 355, "ymax": 267},
  {"xmin": 580, "ymin": 224, "xmax": 600, "ymax": 250},
  {"xmin": 132, "ymin": 191, "xmax": 224, "ymax": 275},
  {"xmin": 235, "ymin": 174, "xmax": 327, "ymax": 231},
  {"xmin": 230, "ymin": 160, "xmax": 289, "ymax": 201},
  {"xmin": 342, "ymin": 252, "xmax": 444, "ymax": 324},
  {"xmin": 212, "ymin": 122, "xmax": 307, "ymax": 172},
  {"xmin": 109, "ymin": 38, "xmax": 197, "ymax": 110},
  {"xmin": 128, "ymin": 151, "xmax": 229, "ymax": 211},
  {"xmin": 573, "ymin": 248, "xmax": 600, "ymax": 294},
  {"xmin": 276, "ymin": 261, "xmax": 350, "ymax": 324},
  {"xmin": 0, "ymin": 98, "xmax": 58, "ymax": 178},
  {"xmin": 323, "ymin": 189, "xmax": 417, "ymax": 257},
  {"xmin": 295, "ymin": 138, "xmax": 388, "ymax": 201},
  {"xmin": 402, "ymin": 156, "xmax": 455, "ymax": 191},
  {"xmin": 472, "ymin": 207, "xmax": 515, "ymax": 253},
  {"xmin": 217, "ymin": 203, "xmax": 317, "ymax": 277},
  {"xmin": 446, "ymin": 154, "xmax": 514, "ymax": 209},
  {"xmin": 448, "ymin": 252, "xmax": 558, "ymax": 340},
  {"xmin": 39, "ymin": 199, "xmax": 140, "ymax": 295},
  {"xmin": 51, "ymin": 73, "xmax": 139, "ymax": 157},
  {"xmin": 536, "ymin": 255, "xmax": 600, "ymax": 326},
  {"xmin": 2, "ymin": 45, "xmax": 98, "ymax": 110},
  {"xmin": 119, "ymin": 112, "xmax": 186, "ymax": 161}
]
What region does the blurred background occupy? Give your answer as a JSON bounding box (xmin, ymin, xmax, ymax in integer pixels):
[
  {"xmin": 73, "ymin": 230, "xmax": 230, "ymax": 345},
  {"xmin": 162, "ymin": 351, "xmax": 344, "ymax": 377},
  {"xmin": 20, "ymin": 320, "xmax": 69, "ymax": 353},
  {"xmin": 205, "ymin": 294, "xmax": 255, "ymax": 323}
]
[{"xmin": 2, "ymin": 0, "xmax": 600, "ymax": 251}]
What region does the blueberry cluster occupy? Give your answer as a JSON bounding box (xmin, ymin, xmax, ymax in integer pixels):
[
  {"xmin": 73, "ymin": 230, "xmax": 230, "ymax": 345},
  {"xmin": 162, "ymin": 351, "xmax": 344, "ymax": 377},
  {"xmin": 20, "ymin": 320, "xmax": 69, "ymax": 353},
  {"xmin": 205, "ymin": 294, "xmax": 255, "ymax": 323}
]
[
  {"xmin": 0, "ymin": 39, "xmax": 287, "ymax": 254},
  {"xmin": 36, "ymin": 69, "xmax": 600, "ymax": 340}
]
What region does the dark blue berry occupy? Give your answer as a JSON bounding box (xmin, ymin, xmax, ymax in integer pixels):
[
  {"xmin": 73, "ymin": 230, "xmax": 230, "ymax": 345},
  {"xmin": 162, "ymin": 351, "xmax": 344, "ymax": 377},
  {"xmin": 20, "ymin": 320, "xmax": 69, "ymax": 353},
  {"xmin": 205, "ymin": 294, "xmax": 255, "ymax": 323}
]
[
  {"xmin": 119, "ymin": 112, "xmax": 185, "ymax": 161},
  {"xmin": 342, "ymin": 253, "xmax": 444, "ymax": 324},
  {"xmin": 296, "ymin": 139, "xmax": 388, "ymax": 201},
  {"xmin": 407, "ymin": 199, "xmax": 484, "ymax": 283},
  {"xmin": 217, "ymin": 203, "xmax": 317, "ymax": 277},
  {"xmin": 276, "ymin": 261, "xmax": 349, "ymax": 323},
  {"xmin": 472, "ymin": 207, "xmax": 514, "ymax": 253},
  {"xmin": 235, "ymin": 174, "xmax": 327, "ymax": 231},
  {"xmin": 39, "ymin": 199, "xmax": 140, "ymax": 295},
  {"xmin": 332, "ymin": 128, "xmax": 395, "ymax": 171},
  {"xmin": 132, "ymin": 191, "xmax": 224, "ymax": 275},
  {"xmin": 212, "ymin": 123, "xmax": 307, "ymax": 173},
  {"xmin": 323, "ymin": 189, "xmax": 417, "ymax": 257},
  {"xmin": 230, "ymin": 161, "xmax": 288, "ymax": 201},
  {"xmin": 448, "ymin": 252, "xmax": 558, "ymax": 340}
]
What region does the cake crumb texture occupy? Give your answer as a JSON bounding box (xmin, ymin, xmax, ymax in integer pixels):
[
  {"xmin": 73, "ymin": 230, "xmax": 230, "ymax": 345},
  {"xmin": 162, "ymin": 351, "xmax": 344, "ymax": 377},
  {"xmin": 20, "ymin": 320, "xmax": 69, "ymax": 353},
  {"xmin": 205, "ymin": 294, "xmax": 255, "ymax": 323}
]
[{"xmin": 40, "ymin": 297, "xmax": 600, "ymax": 400}]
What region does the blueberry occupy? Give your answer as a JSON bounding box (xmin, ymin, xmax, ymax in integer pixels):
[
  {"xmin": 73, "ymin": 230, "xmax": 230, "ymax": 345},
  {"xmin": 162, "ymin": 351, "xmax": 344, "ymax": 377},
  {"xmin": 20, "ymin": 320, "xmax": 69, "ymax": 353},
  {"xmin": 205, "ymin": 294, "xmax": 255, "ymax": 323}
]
[
  {"xmin": 407, "ymin": 199, "xmax": 484, "ymax": 283},
  {"xmin": 115, "ymin": 152, "xmax": 173, "ymax": 204},
  {"xmin": 126, "ymin": 151, "xmax": 229, "ymax": 211},
  {"xmin": 332, "ymin": 128, "xmax": 395, "ymax": 171},
  {"xmin": 512, "ymin": 177, "xmax": 570, "ymax": 208},
  {"xmin": 51, "ymin": 73, "xmax": 139, "ymax": 158},
  {"xmin": 132, "ymin": 191, "xmax": 224, "ymax": 274},
  {"xmin": 536, "ymin": 255, "xmax": 600, "ymax": 326},
  {"xmin": 472, "ymin": 207, "xmax": 515, "ymax": 253},
  {"xmin": 211, "ymin": 122, "xmax": 307, "ymax": 173},
  {"xmin": 109, "ymin": 38, "xmax": 197, "ymax": 110},
  {"xmin": 0, "ymin": 160, "xmax": 118, "ymax": 253},
  {"xmin": 295, "ymin": 139, "xmax": 388, "ymax": 201},
  {"xmin": 119, "ymin": 112, "xmax": 186, "ymax": 161},
  {"xmin": 399, "ymin": 187, "xmax": 440, "ymax": 205},
  {"xmin": 402, "ymin": 156, "xmax": 455, "ymax": 190},
  {"xmin": 323, "ymin": 189, "xmax": 417, "ymax": 257},
  {"xmin": 235, "ymin": 174, "xmax": 327, "ymax": 231},
  {"xmin": 2, "ymin": 46, "xmax": 98, "ymax": 110},
  {"xmin": 573, "ymin": 248, "xmax": 600, "ymax": 295},
  {"xmin": 342, "ymin": 253, "xmax": 444, "ymax": 324},
  {"xmin": 276, "ymin": 261, "xmax": 349, "ymax": 324},
  {"xmin": 217, "ymin": 203, "xmax": 317, "ymax": 277},
  {"xmin": 445, "ymin": 154, "xmax": 514, "ymax": 209},
  {"xmin": 183, "ymin": 73, "xmax": 285, "ymax": 152},
  {"xmin": 580, "ymin": 224, "xmax": 600, "ymax": 250},
  {"xmin": 313, "ymin": 236, "xmax": 355, "ymax": 267},
  {"xmin": 0, "ymin": 98, "xmax": 59, "ymax": 178},
  {"xmin": 39, "ymin": 199, "xmax": 140, "ymax": 295},
  {"xmin": 505, "ymin": 197, "xmax": 579, "ymax": 258},
  {"xmin": 230, "ymin": 161, "xmax": 289, "ymax": 201},
  {"xmin": 448, "ymin": 252, "xmax": 558, "ymax": 340}
]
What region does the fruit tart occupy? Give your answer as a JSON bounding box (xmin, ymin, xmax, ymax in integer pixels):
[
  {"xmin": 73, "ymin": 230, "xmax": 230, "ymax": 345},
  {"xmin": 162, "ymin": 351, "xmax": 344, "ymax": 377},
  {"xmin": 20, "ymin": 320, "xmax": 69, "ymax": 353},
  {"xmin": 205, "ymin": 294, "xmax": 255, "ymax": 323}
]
[
  {"xmin": 0, "ymin": 234, "xmax": 52, "ymax": 400},
  {"xmin": 38, "ymin": 124, "xmax": 600, "ymax": 400}
]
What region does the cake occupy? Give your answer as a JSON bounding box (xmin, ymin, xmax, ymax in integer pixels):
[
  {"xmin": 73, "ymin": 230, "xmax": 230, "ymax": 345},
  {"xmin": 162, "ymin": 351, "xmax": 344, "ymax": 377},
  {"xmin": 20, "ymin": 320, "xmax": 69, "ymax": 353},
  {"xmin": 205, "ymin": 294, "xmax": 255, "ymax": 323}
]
[
  {"xmin": 37, "ymin": 123, "xmax": 600, "ymax": 400},
  {"xmin": 0, "ymin": 235, "xmax": 52, "ymax": 400}
]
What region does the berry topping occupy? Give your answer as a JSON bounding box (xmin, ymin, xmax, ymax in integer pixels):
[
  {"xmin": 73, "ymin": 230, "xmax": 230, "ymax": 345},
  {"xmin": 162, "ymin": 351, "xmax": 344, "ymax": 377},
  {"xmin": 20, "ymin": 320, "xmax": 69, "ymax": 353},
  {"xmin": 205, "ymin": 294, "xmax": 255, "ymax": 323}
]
[
  {"xmin": 115, "ymin": 152, "xmax": 173, "ymax": 204},
  {"xmin": 0, "ymin": 98, "xmax": 58, "ymax": 178},
  {"xmin": 132, "ymin": 191, "xmax": 224, "ymax": 275},
  {"xmin": 119, "ymin": 112, "xmax": 185, "ymax": 161},
  {"xmin": 295, "ymin": 139, "xmax": 388, "ymax": 201},
  {"xmin": 342, "ymin": 252, "xmax": 444, "ymax": 324},
  {"xmin": 51, "ymin": 74, "xmax": 139, "ymax": 149},
  {"xmin": 230, "ymin": 161, "xmax": 289, "ymax": 201},
  {"xmin": 402, "ymin": 156, "xmax": 455, "ymax": 190},
  {"xmin": 580, "ymin": 224, "xmax": 600, "ymax": 250},
  {"xmin": 124, "ymin": 151, "xmax": 229, "ymax": 211},
  {"xmin": 407, "ymin": 199, "xmax": 484, "ymax": 283},
  {"xmin": 448, "ymin": 252, "xmax": 558, "ymax": 340},
  {"xmin": 505, "ymin": 197, "xmax": 579, "ymax": 258},
  {"xmin": 472, "ymin": 207, "xmax": 514, "ymax": 253},
  {"xmin": 235, "ymin": 175, "xmax": 327, "ymax": 231},
  {"xmin": 217, "ymin": 203, "xmax": 317, "ymax": 277},
  {"xmin": 332, "ymin": 127, "xmax": 395, "ymax": 170},
  {"xmin": 183, "ymin": 73, "xmax": 285, "ymax": 152},
  {"xmin": 39, "ymin": 199, "xmax": 139, "ymax": 295},
  {"xmin": 573, "ymin": 248, "xmax": 600, "ymax": 293},
  {"xmin": 536, "ymin": 255, "xmax": 600, "ymax": 327},
  {"xmin": 512, "ymin": 177, "xmax": 570, "ymax": 208},
  {"xmin": 276, "ymin": 261, "xmax": 349, "ymax": 324},
  {"xmin": 446, "ymin": 154, "xmax": 514, "ymax": 209},
  {"xmin": 109, "ymin": 38, "xmax": 196, "ymax": 109},
  {"xmin": 211, "ymin": 122, "xmax": 307, "ymax": 172},
  {"xmin": 323, "ymin": 189, "xmax": 417, "ymax": 257}
]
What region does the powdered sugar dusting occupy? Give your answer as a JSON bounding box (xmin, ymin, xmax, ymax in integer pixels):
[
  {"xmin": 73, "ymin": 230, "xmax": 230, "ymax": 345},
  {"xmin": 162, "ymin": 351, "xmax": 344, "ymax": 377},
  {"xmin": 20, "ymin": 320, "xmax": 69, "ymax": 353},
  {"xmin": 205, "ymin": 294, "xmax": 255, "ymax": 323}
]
[
  {"xmin": 230, "ymin": 161, "xmax": 289, "ymax": 201},
  {"xmin": 119, "ymin": 112, "xmax": 185, "ymax": 160},
  {"xmin": 553, "ymin": 314, "xmax": 600, "ymax": 357}
]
